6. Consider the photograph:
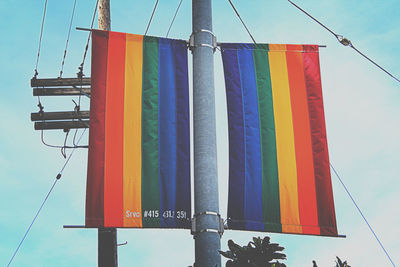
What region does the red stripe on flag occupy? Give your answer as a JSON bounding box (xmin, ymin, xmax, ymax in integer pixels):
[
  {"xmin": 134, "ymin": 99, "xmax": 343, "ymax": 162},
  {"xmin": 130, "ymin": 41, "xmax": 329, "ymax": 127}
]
[
  {"xmin": 286, "ymin": 44, "xmax": 320, "ymax": 235},
  {"xmin": 104, "ymin": 32, "xmax": 126, "ymax": 227},
  {"xmin": 303, "ymin": 45, "xmax": 337, "ymax": 236},
  {"xmin": 86, "ymin": 30, "xmax": 109, "ymax": 227}
]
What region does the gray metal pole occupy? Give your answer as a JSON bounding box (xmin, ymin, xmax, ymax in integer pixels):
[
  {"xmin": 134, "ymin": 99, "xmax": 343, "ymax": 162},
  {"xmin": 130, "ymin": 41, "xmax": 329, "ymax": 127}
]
[
  {"xmin": 97, "ymin": 1, "xmax": 117, "ymax": 267},
  {"xmin": 192, "ymin": 1, "xmax": 221, "ymax": 266}
]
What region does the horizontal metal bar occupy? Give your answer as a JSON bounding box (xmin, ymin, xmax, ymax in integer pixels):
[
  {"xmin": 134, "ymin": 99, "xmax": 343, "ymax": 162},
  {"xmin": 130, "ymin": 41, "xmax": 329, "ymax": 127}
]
[
  {"xmin": 76, "ymin": 28, "xmax": 328, "ymax": 49},
  {"xmin": 34, "ymin": 120, "xmax": 89, "ymax": 130},
  {"xmin": 76, "ymin": 27, "xmax": 93, "ymax": 32},
  {"xmin": 216, "ymin": 42, "xmax": 326, "ymax": 48},
  {"xmin": 31, "ymin": 111, "xmax": 90, "ymax": 121},
  {"xmin": 31, "ymin": 77, "xmax": 91, "ymax": 87},
  {"xmin": 224, "ymin": 228, "xmax": 346, "ymax": 238},
  {"xmin": 33, "ymin": 87, "xmax": 91, "ymax": 96},
  {"xmin": 63, "ymin": 225, "xmax": 190, "ymax": 230},
  {"xmin": 193, "ymin": 211, "xmax": 220, "ymax": 217},
  {"xmin": 63, "ymin": 225, "xmax": 87, "ymax": 228},
  {"xmin": 75, "ymin": 28, "xmax": 328, "ymax": 50}
]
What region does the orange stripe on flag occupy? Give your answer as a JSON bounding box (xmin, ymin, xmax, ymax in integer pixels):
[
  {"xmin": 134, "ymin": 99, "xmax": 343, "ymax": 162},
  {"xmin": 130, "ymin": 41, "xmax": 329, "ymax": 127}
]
[
  {"xmin": 104, "ymin": 32, "xmax": 126, "ymax": 227},
  {"xmin": 286, "ymin": 44, "xmax": 320, "ymax": 235}
]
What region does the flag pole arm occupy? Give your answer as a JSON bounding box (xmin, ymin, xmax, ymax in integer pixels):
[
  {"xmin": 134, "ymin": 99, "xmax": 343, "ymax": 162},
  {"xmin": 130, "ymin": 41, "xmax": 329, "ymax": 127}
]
[
  {"xmin": 76, "ymin": 27, "xmax": 93, "ymax": 31},
  {"xmin": 76, "ymin": 27, "xmax": 327, "ymax": 48}
]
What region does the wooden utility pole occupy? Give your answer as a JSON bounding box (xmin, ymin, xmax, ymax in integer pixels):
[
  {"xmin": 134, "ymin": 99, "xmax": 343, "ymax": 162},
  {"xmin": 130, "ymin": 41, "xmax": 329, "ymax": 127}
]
[
  {"xmin": 98, "ymin": 228, "xmax": 118, "ymax": 267},
  {"xmin": 98, "ymin": 0, "xmax": 110, "ymax": 31},
  {"xmin": 97, "ymin": 1, "xmax": 117, "ymax": 267}
]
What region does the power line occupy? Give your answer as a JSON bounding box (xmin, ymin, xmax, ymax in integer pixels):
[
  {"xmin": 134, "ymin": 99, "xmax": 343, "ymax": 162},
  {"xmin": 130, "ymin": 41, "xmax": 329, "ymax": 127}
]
[
  {"xmin": 7, "ymin": 130, "xmax": 87, "ymax": 267},
  {"xmin": 287, "ymin": 0, "xmax": 336, "ymax": 38},
  {"xmin": 33, "ymin": 0, "xmax": 49, "ymax": 115},
  {"xmin": 144, "ymin": 0, "xmax": 159, "ymax": 36},
  {"xmin": 349, "ymin": 44, "xmax": 400, "ymax": 83},
  {"xmin": 39, "ymin": 99, "xmax": 89, "ymax": 150},
  {"xmin": 33, "ymin": 0, "xmax": 93, "ymax": 153},
  {"xmin": 78, "ymin": 0, "xmax": 99, "ymax": 78},
  {"xmin": 34, "ymin": 0, "xmax": 49, "ymax": 78},
  {"xmin": 330, "ymin": 163, "xmax": 395, "ymax": 267},
  {"xmin": 61, "ymin": 129, "xmax": 70, "ymax": 158},
  {"xmin": 74, "ymin": 0, "xmax": 96, "ymax": 150},
  {"xmin": 7, "ymin": 180, "xmax": 57, "ymax": 267},
  {"xmin": 287, "ymin": 0, "xmax": 400, "ymax": 84},
  {"xmin": 40, "ymin": 130, "xmax": 88, "ymax": 149},
  {"xmin": 227, "ymin": 0, "xmax": 257, "ymax": 44},
  {"xmin": 166, "ymin": 0, "xmax": 184, "ymax": 38},
  {"xmin": 59, "ymin": 0, "xmax": 78, "ymax": 78}
]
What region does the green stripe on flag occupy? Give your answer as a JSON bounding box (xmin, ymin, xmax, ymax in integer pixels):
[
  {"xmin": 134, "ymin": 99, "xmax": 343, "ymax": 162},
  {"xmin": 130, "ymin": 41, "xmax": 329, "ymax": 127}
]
[
  {"xmin": 253, "ymin": 44, "xmax": 282, "ymax": 232},
  {"xmin": 141, "ymin": 36, "xmax": 161, "ymax": 227}
]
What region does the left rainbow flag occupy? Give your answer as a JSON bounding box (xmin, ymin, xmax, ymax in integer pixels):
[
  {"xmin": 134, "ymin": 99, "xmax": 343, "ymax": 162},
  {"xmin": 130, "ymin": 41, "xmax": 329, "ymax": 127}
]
[{"xmin": 86, "ymin": 30, "xmax": 191, "ymax": 228}]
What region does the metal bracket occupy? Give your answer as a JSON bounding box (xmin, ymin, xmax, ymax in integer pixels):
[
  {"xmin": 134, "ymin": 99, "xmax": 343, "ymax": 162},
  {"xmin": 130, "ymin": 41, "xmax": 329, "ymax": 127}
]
[
  {"xmin": 188, "ymin": 29, "xmax": 217, "ymax": 52},
  {"xmin": 191, "ymin": 211, "xmax": 224, "ymax": 237},
  {"xmin": 117, "ymin": 241, "xmax": 128, "ymax": 247}
]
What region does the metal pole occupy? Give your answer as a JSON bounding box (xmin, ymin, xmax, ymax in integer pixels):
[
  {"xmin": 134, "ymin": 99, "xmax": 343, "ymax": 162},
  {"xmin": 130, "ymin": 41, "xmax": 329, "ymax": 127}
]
[
  {"xmin": 192, "ymin": 1, "xmax": 221, "ymax": 266},
  {"xmin": 97, "ymin": 1, "xmax": 117, "ymax": 267}
]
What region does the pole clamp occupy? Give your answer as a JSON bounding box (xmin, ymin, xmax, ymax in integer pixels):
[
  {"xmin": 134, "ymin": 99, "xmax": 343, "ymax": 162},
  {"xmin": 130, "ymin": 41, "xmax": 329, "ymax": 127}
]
[
  {"xmin": 191, "ymin": 211, "xmax": 225, "ymax": 237},
  {"xmin": 188, "ymin": 29, "xmax": 217, "ymax": 52}
]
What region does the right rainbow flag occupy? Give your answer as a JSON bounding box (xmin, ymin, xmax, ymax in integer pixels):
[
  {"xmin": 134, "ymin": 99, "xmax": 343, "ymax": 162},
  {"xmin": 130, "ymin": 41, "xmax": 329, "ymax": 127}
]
[{"xmin": 221, "ymin": 43, "xmax": 338, "ymax": 236}]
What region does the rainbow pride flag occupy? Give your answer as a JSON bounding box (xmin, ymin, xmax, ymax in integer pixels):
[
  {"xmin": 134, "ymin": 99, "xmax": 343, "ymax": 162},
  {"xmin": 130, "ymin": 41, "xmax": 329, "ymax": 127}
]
[
  {"xmin": 86, "ymin": 30, "xmax": 191, "ymax": 228},
  {"xmin": 221, "ymin": 43, "xmax": 338, "ymax": 236}
]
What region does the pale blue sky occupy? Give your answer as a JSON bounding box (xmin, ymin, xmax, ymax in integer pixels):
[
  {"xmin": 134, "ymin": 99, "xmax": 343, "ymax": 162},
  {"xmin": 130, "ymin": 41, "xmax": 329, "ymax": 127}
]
[{"xmin": 1, "ymin": 1, "xmax": 399, "ymax": 266}]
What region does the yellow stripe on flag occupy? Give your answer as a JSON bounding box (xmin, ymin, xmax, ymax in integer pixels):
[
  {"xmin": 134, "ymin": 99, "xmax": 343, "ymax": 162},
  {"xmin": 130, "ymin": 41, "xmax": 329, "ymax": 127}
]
[
  {"xmin": 268, "ymin": 44, "xmax": 301, "ymax": 233},
  {"xmin": 123, "ymin": 34, "xmax": 143, "ymax": 227}
]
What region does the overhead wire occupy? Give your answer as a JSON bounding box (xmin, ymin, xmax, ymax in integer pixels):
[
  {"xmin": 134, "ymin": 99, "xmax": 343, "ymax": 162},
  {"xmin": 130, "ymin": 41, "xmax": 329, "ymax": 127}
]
[
  {"xmin": 287, "ymin": 0, "xmax": 400, "ymax": 84},
  {"xmin": 71, "ymin": 98, "xmax": 84, "ymax": 147},
  {"xmin": 40, "ymin": 129, "xmax": 88, "ymax": 149},
  {"xmin": 78, "ymin": 0, "xmax": 99, "ymax": 78},
  {"xmin": 64, "ymin": 0, "xmax": 93, "ymax": 153},
  {"xmin": 74, "ymin": 0, "xmax": 98, "ymax": 147},
  {"xmin": 144, "ymin": 0, "xmax": 159, "ymax": 36},
  {"xmin": 34, "ymin": 0, "xmax": 49, "ymax": 127},
  {"xmin": 166, "ymin": 0, "xmax": 184, "ymax": 38},
  {"xmin": 7, "ymin": 130, "xmax": 87, "ymax": 267},
  {"xmin": 39, "ymin": 98, "xmax": 88, "ymax": 151},
  {"xmin": 287, "ymin": 0, "xmax": 336, "ymax": 38},
  {"xmin": 349, "ymin": 45, "xmax": 400, "ymax": 83},
  {"xmin": 72, "ymin": 123, "xmax": 82, "ymax": 147},
  {"xmin": 59, "ymin": 0, "xmax": 77, "ymax": 78},
  {"xmin": 227, "ymin": 0, "xmax": 257, "ymax": 44},
  {"xmin": 32, "ymin": 0, "xmax": 53, "ymax": 151},
  {"xmin": 71, "ymin": 77, "xmax": 91, "ymax": 146},
  {"xmin": 38, "ymin": 0, "xmax": 94, "ymax": 153},
  {"xmin": 72, "ymin": 98, "xmax": 80, "ymax": 147},
  {"xmin": 7, "ymin": 180, "xmax": 57, "ymax": 267},
  {"xmin": 330, "ymin": 163, "xmax": 395, "ymax": 267},
  {"xmin": 61, "ymin": 129, "xmax": 70, "ymax": 158},
  {"xmin": 34, "ymin": 0, "xmax": 49, "ymax": 79},
  {"xmin": 39, "ymin": 99, "xmax": 88, "ymax": 151},
  {"xmin": 38, "ymin": 93, "xmax": 89, "ymax": 151}
]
